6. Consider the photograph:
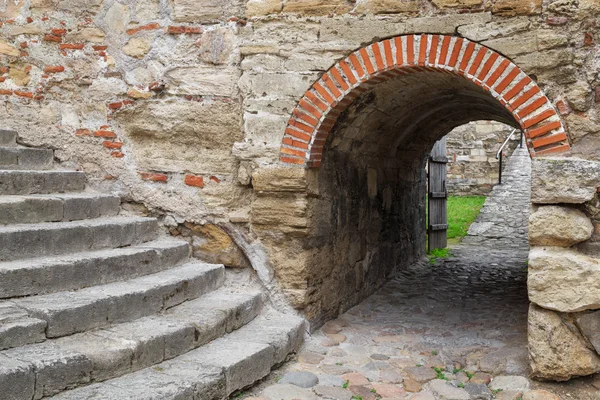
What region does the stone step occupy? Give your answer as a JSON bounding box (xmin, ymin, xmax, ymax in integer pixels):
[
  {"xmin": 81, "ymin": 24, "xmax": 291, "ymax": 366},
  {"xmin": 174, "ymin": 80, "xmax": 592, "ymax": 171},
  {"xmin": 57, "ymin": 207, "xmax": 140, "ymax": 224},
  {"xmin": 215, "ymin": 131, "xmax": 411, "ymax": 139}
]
[
  {"xmin": 0, "ymin": 238, "xmax": 191, "ymax": 299},
  {"xmin": 47, "ymin": 312, "xmax": 305, "ymax": 400},
  {"xmin": 0, "ymin": 147, "xmax": 53, "ymax": 170},
  {"xmin": 0, "ymin": 193, "xmax": 120, "ymax": 225},
  {"xmin": 1, "ymin": 262, "xmax": 225, "ymax": 350},
  {"xmin": 19, "ymin": 261, "xmax": 225, "ymax": 338},
  {"xmin": 0, "ymin": 289, "xmax": 267, "ymax": 400},
  {"xmin": 0, "ymin": 170, "xmax": 86, "ymax": 195},
  {"xmin": 0, "ymin": 130, "xmax": 17, "ymax": 147},
  {"xmin": 0, "ymin": 216, "xmax": 159, "ymax": 262}
]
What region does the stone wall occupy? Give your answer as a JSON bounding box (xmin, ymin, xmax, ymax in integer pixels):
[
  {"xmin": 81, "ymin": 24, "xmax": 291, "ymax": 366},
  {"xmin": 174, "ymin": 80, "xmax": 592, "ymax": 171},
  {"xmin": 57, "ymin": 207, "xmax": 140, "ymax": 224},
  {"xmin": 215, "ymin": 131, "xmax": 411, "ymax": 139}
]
[
  {"xmin": 0, "ymin": 0, "xmax": 599, "ymax": 377},
  {"xmin": 527, "ymin": 158, "xmax": 600, "ymax": 381},
  {"xmin": 446, "ymin": 121, "xmax": 519, "ymax": 196}
]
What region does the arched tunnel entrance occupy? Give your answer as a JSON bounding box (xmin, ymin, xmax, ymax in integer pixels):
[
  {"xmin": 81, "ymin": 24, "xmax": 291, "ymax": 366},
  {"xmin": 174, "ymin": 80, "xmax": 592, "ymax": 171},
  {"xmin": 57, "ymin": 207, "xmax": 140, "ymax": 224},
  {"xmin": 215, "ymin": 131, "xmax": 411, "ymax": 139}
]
[
  {"xmin": 245, "ymin": 35, "xmax": 600, "ymax": 398},
  {"xmin": 273, "ymin": 34, "xmax": 569, "ymax": 325}
]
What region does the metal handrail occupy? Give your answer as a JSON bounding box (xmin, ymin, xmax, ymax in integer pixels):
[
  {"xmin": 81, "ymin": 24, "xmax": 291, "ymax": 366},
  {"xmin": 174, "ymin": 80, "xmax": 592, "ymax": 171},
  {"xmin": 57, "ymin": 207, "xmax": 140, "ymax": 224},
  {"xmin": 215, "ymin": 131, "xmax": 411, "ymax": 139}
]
[{"xmin": 496, "ymin": 128, "xmax": 523, "ymax": 185}]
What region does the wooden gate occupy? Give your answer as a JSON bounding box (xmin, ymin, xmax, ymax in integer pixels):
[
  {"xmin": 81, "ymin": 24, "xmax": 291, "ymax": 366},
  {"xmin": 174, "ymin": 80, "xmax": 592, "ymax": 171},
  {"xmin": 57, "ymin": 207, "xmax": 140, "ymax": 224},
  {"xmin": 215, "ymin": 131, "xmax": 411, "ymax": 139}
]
[{"xmin": 428, "ymin": 137, "xmax": 448, "ymax": 251}]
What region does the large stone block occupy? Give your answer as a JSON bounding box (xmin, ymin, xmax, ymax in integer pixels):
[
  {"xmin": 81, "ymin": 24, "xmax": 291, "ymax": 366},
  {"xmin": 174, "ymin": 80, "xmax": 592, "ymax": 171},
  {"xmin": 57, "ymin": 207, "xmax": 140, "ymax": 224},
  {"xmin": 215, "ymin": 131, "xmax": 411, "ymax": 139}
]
[
  {"xmin": 251, "ymin": 193, "xmax": 308, "ymax": 228},
  {"xmin": 252, "ymin": 167, "xmax": 307, "ymax": 192},
  {"xmin": 531, "ymin": 158, "xmax": 600, "ymax": 204},
  {"xmin": 171, "ymin": 0, "xmax": 243, "ymax": 22},
  {"xmin": 491, "ymin": 0, "xmax": 542, "ymax": 16},
  {"xmin": 529, "ymin": 206, "xmax": 593, "ymax": 247},
  {"xmin": 528, "ymin": 304, "xmax": 600, "ymax": 381},
  {"xmin": 282, "ymin": 0, "xmax": 353, "ymax": 15},
  {"xmin": 431, "ymin": 0, "xmax": 482, "ymax": 8},
  {"xmin": 565, "ymin": 113, "xmax": 600, "ymax": 143},
  {"xmin": 115, "ymin": 99, "xmax": 242, "ymax": 174},
  {"xmin": 528, "ymin": 247, "xmax": 600, "ymax": 312},
  {"xmin": 354, "ymin": 0, "xmax": 420, "ymax": 14},
  {"xmin": 484, "ymin": 31, "xmax": 567, "ymax": 57},
  {"xmin": 165, "ymin": 66, "xmax": 239, "ymax": 96},
  {"xmin": 246, "ymin": 0, "xmax": 282, "ymax": 17}
]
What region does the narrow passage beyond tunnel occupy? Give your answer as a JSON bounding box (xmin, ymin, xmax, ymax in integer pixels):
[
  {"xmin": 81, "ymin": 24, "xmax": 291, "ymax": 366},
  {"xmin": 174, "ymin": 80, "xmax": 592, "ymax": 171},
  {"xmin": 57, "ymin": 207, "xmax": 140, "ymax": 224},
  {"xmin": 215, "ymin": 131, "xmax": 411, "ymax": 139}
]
[{"xmin": 249, "ymin": 148, "xmax": 599, "ymax": 400}]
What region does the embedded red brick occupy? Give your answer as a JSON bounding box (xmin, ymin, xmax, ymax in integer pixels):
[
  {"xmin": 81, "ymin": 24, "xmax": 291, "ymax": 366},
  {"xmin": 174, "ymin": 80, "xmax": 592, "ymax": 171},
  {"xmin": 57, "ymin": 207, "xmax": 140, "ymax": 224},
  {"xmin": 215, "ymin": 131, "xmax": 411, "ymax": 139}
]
[
  {"xmin": 184, "ymin": 174, "xmax": 204, "ymax": 188},
  {"xmin": 140, "ymin": 172, "xmax": 168, "ymax": 182},
  {"xmin": 167, "ymin": 26, "xmax": 202, "ymax": 34},
  {"xmin": 108, "ymin": 102, "xmax": 123, "ymax": 110},
  {"xmin": 44, "ymin": 34, "xmax": 62, "ymax": 43},
  {"xmin": 0, "ymin": 89, "xmax": 13, "ymax": 96},
  {"xmin": 14, "ymin": 91, "xmax": 33, "ymax": 98},
  {"xmin": 126, "ymin": 23, "xmax": 161, "ymax": 35},
  {"xmin": 94, "ymin": 130, "xmax": 116, "ymax": 138},
  {"xmin": 103, "ymin": 141, "xmax": 123, "ymax": 149},
  {"xmin": 75, "ymin": 128, "xmax": 92, "ymax": 136},
  {"xmin": 92, "ymin": 45, "xmax": 108, "ymax": 51},
  {"xmin": 51, "ymin": 28, "xmax": 67, "ymax": 35},
  {"xmin": 44, "ymin": 65, "xmax": 65, "ymax": 73},
  {"xmin": 111, "ymin": 151, "xmax": 124, "ymax": 158},
  {"xmin": 60, "ymin": 43, "xmax": 85, "ymax": 50}
]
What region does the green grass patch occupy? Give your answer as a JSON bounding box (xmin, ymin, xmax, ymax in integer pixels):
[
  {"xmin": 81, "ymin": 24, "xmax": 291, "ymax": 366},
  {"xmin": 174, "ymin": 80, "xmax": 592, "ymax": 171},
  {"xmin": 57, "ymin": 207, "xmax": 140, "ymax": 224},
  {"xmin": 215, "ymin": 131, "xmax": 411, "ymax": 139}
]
[
  {"xmin": 446, "ymin": 196, "xmax": 486, "ymax": 240},
  {"xmin": 427, "ymin": 248, "xmax": 452, "ymax": 264},
  {"xmin": 427, "ymin": 195, "xmax": 486, "ymax": 248}
]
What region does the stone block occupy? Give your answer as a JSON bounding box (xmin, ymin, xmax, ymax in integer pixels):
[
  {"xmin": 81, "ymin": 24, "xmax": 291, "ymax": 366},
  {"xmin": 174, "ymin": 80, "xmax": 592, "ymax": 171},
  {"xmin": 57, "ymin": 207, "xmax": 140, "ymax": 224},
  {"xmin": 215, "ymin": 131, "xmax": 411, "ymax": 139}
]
[
  {"xmin": 0, "ymin": 355, "xmax": 35, "ymax": 400},
  {"xmin": 282, "ymin": 0, "xmax": 353, "ymax": 15},
  {"xmin": 115, "ymin": 99, "xmax": 242, "ymax": 175},
  {"xmin": 531, "ymin": 158, "xmax": 600, "ymax": 204},
  {"xmin": 528, "ymin": 247, "xmax": 600, "ymax": 312},
  {"xmin": 2, "ymin": 341, "xmax": 93, "ymax": 399},
  {"xmin": 252, "ymin": 167, "xmax": 308, "ymax": 192},
  {"xmin": 528, "ymin": 304, "xmax": 600, "ymax": 381},
  {"xmin": 246, "ymin": 0, "xmax": 282, "ymax": 17},
  {"xmin": 165, "ymin": 66, "xmax": 239, "ymax": 96},
  {"xmin": 576, "ymin": 311, "xmax": 600, "ymax": 355},
  {"xmin": 565, "ymin": 113, "xmax": 600, "ymax": 144},
  {"xmin": 431, "ymin": 0, "xmax": 482, "ymax": 8},
  {"xmin": 251, "ymin": 193, "xmax": 308, "ymax": 228},
  {"xmin": 0, "ymin": 171, "xmax": 86, "ymax": 196},
  {"xmin": 354, "ymin": 0, "xmax": 419, "ymax": 13},
  {"xmin": 172, "ymin": 0, "xmax": 243, "ymax": 22},
  {"xmin": 529, "ymin": 206, "xmax": 593, "ymax": 247},
  {"xmin": 491, "ymin": 0, "xmax": 542, "ymax": 16},
  {"xmin": 123, "ymin": 38, "xmax": 151, "ymax": 59}
]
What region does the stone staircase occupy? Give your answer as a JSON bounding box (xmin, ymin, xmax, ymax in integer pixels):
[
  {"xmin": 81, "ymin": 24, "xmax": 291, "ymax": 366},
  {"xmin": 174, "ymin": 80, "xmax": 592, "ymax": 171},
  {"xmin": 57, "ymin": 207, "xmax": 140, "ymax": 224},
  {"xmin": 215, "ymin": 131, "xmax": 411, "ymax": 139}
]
[{"xmin": 0, "ymin": 129, "xmax": 305, "ymax": 400}]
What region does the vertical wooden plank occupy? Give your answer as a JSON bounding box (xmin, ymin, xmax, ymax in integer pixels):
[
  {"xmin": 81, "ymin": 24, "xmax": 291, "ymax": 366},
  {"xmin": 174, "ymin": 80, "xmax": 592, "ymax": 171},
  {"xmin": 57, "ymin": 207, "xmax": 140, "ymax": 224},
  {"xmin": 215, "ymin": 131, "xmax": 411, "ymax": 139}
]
[{"xmin": 428, "ymin": 137, "xmax": 448, "ymax": 251}]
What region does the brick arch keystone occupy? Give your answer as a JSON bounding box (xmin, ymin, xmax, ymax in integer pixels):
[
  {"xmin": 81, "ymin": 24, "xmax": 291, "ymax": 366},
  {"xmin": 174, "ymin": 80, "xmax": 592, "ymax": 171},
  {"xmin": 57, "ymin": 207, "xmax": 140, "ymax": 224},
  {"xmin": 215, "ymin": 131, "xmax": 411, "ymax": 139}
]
[{"xmin": 280, "ymin": 34, "xmax": 570, "ymax": 168}]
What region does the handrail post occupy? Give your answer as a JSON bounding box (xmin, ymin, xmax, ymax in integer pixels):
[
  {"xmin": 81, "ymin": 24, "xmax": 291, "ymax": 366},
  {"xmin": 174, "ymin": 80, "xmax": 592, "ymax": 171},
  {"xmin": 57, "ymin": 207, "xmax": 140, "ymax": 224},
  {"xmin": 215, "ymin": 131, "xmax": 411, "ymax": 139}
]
[
  {"xmin": 520, "ymin": 131, "xmax": 523, "ymax": 148},
  {"xmin": 499, "ymin": 151, "xmax": 503, "ymax": 185}
]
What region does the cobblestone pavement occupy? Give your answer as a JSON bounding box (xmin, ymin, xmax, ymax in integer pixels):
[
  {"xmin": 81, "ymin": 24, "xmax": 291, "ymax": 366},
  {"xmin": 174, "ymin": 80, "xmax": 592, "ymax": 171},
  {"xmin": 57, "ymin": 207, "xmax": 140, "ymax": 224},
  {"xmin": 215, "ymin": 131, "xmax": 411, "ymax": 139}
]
[{"xmin": 245, "ymin": 147, "xmax": 600, "ymax": 400}]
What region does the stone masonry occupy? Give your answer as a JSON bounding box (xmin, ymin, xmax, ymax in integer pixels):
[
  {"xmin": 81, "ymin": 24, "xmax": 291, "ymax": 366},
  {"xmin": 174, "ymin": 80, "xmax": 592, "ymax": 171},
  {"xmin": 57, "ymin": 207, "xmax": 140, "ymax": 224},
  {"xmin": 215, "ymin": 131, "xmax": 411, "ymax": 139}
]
[
  {"xmin": 0, "ymin": 0, "xmax": 599, "ymax": 384},
  {"xmin": 446, "ymin": 121, "xmax": 519, "ymax": 196},
  {"xmin": 0, "ymin": 129, "xmax": 304, "ymax": 399}
]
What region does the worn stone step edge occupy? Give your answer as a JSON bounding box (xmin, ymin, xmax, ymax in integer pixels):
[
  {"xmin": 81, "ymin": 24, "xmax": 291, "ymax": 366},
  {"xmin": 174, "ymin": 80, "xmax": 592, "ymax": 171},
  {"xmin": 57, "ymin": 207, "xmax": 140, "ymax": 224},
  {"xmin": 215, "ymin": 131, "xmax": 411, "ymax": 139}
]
[
  {"xmin": 0, "ymin": 130, "xmax": 17, "ymax": 147},
  {"xmin": 0, "ymin": 238, "xmax": 191, "ymax": 299},
  {"xmin": 0, "ymin": 147, "xmax": 53, "ymax": 170},
  {"xmin": 0, "ymin": 289, "xmax": 269, "ymax": 400},
  {"xmin": 46, "ymin": 311, "xmax": 305, "ymax": 400},
  {"xmin": 0, "ymin": 216, "xmax": 159, "ymax": 262},
  {"xmin": 0, "ymin": 170, "xmax": 86, "ymax": 195},
  {"xmin": 0, "ymin": 193, "xmax": 120, "ymax": 225},
  {"xmin": 5, "ymin": 261, "xmax": 225, "ymax": 342}
]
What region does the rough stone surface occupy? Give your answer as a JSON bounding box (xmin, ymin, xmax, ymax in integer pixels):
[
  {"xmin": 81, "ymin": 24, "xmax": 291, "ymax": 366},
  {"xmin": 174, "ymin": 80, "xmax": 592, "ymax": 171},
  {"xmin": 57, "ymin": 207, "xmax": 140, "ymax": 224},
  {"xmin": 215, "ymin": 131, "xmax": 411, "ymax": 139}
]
[
  {"xmin": 531, "ymin": 158, "xmax": 600, "ymax": 204},
  {"xmin": 528, "ymin": 304, "xmax": 600, "ymax": 381},
  {"xmin": 488, "ymin": 376, "xmax": 530, "ymax": 392},
  {"xmin": 279, "ymin": 371, "xmax": 319, "ymax": 388},
  {"xmin": 528, "ymin": 247, "xmax": 600, "ymax": 313},
  {"xmin": 529, "ymin": 206, "xmax": 594, "ymax": 247}
]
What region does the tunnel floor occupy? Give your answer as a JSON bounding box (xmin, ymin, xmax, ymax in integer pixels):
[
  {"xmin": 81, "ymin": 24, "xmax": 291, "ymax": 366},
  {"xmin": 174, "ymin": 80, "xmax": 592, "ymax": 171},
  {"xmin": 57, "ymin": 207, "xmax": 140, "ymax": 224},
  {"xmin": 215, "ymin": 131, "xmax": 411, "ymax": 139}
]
[{"xmin": 245, "ymin": 148, "xmax": 599, "ymax": 399}]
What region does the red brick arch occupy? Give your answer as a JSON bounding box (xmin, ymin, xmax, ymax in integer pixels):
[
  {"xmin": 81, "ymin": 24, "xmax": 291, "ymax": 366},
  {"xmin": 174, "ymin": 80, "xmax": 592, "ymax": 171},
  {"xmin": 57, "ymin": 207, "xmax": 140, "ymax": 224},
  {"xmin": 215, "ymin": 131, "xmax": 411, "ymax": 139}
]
[{"xmin": 280, "ymin": 34, "xmax": 570, "ymax": 168}]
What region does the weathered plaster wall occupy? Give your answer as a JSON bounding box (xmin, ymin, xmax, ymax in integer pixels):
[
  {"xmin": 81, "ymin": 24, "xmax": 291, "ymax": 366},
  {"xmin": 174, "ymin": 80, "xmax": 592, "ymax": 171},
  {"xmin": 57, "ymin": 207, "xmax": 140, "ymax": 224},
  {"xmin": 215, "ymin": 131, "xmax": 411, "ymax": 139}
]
[
  {"xmin": 446, "ymin": 121, "xmax": 518, "ymax": 196},
  {"xmin": 0, "ymin": 0, "xmax": 599, "ymax": 375}
]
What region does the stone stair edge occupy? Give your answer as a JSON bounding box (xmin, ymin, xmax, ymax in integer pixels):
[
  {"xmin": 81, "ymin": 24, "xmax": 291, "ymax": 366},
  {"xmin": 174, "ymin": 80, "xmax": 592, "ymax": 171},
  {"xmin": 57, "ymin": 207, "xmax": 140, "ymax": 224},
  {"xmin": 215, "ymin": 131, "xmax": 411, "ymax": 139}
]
[
  {"xmin": 0, "ymin": 288, "xmax": 268, "ymax": 400},
  {"xmin": 46, "ymin": 310, "xmax": 305, "ymax": 400}
]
